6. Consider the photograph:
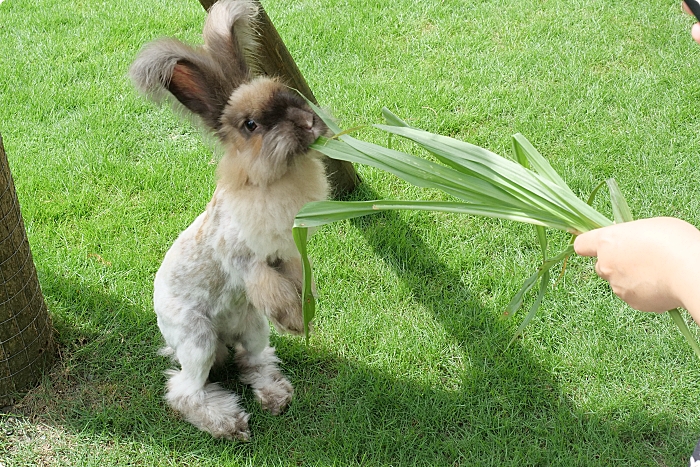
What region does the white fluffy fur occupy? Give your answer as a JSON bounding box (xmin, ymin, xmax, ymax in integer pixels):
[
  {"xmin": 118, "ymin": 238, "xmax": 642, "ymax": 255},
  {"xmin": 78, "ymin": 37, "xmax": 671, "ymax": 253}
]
[{"xmin": 155, "ymin": 155, "xmax": 328, "ymax": 440}]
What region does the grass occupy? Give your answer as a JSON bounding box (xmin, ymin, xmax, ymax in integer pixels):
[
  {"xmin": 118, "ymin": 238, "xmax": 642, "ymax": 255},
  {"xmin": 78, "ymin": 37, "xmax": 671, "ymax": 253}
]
[{"xmin": 1, "ymin": 0, "xmax": 700, "ymax": 465}]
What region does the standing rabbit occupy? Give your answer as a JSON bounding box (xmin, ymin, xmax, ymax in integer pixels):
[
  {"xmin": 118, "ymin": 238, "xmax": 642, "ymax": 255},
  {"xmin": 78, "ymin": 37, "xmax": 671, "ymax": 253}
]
[{"xmin": 129, "ymin": 0, "xmax": 329, "ymax": 440}]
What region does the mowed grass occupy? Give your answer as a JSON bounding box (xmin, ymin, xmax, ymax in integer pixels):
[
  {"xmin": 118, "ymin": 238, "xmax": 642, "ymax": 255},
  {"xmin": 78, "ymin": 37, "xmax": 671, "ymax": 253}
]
[{"xmin": 1, "ymin": 0, "xmax": 700, "ymax": 465}]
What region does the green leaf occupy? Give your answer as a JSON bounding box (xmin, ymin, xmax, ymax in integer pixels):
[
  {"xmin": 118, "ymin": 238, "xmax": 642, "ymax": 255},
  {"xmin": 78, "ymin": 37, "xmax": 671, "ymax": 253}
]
[
  {"xmin": 509, "ymin": 269, "xmax": 550, "ymax": 347},
  {"xmin": 504, "ymin": 244, "xmax": 574, "ymax": 321},
  {"xmin": 295, "ymin": 101, "xmax": 700, "ymax": 361},
  {"xmin": 604, "ymin": 178, "xmax": 700, "ymax": 360},
  {"xmin": 292, "ymin": 226, "xmax": 315, "ymax": 341},
  {"xmin": 295, "ymin": 199, "xmax": 577, "ymax": 233},
  {"xmin": 586, "ymin": 180, "xmax": 607, "ymax": 206},
  {"xmin": 374, "ymin": 124, "xmax": 611, "ymax": 232},
  {"xmin": 382, "ymin": 107, "xmax": 411, "ymax": 127},
  {"xmin": 504, "ymin": 271, "xmax": 539, "ymax": 318},
  {"xmin": 535, "ymin": 226, "xmax": 548, "ymax": 260},
  {"xmin": 311, "ymin": 138, "xmax": 574, "ymax": 228},
  {"xmin": 512, "ymin": 133, "xmax": 573, "ymax": 193},
  {"xmin": 512, "ymin": 137, "xmax": 549, "ymax": 261},
  {"xmin": 304, "ymin": 98, "xmax": 343, "ymax": 135},
  {"xmin": 606, "ymin": 178, "xmax": 634, "ymax": 223},
  {"xmin": 668, "ymin": 308, "xmax": 700, "ymax": 361}
]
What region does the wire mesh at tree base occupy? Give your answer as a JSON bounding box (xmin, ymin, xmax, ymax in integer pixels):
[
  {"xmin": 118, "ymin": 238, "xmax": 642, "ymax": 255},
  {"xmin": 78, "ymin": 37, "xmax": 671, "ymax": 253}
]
[{"xmin": 0, "ymin": 133, "xmax": 54, "ymax": 407}]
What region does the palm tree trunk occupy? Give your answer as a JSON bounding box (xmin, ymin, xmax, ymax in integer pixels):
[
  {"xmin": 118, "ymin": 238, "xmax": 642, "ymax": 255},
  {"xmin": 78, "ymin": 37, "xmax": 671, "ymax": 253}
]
[
  {"xmin": 0, "ymin": 133, "xmax": 54, "ymax": 407},
  {"xmin": 198, "ymin": 0, "xmax": 360, "ymax": 196}
]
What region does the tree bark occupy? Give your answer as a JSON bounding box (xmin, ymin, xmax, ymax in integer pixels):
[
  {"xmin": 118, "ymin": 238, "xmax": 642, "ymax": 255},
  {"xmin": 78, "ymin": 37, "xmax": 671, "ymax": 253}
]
[
  {"xmin": 0, "ymin": 133, "xmax": 54, "ymax": 407},
  {"xmin": 198, "ymin": 0, "xmax": 360, "ymax": 196}
]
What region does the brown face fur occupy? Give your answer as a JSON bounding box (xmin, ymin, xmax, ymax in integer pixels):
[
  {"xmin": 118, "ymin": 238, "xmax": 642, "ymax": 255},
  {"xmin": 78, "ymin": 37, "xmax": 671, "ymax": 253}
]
[
  {"xmin": 130, "ymin": 0, "xmax": 327, "ymax": 189},
  {"xmin": 217, "ymin": 78, "xmax": 328, "ymax": 187}
]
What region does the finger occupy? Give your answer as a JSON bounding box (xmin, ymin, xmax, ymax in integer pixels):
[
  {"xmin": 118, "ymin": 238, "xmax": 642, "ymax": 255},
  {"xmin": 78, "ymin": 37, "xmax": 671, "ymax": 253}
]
[
  {"xmin": 573, "ymin": 230, "xmax": 600, "ymax": 257},
  {"xmin": 595, "ymin": 261, "xmax": 610, "ymax": 281},
  {"xmin": 692, "ymin": 22, "xmax": 700, "ymax": 44}
]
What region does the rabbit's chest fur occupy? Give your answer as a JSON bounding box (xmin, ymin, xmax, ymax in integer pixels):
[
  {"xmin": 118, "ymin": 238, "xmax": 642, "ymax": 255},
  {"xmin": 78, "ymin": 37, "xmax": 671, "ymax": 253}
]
[
  {"xmin": 213, "ymin": 155, "xmax": 328, "ymax": 262},
  {"xmin": 154, "ymin": 155, "xmax": 327, "ymax": 322}
]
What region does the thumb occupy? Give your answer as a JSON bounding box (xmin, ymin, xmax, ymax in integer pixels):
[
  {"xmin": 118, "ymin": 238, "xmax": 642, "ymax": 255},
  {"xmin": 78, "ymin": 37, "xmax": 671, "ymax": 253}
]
[{"xmin": 573, "ymin": 230, "xmax": 600, "ymax": 257}]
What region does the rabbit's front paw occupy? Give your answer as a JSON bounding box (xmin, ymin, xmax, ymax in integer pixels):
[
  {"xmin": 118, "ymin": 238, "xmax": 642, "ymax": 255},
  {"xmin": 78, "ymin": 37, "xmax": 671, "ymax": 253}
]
[
  {"xmin": 277, "ymin": 257, "xmax": 303, "ymax": 293},
  {"xmin": 267, "ymin": 279, "xmax": 305, "ymax": 335},
  {"xmin": 246, "ymin": 262, "xmax": 306, "ymax": 335}
]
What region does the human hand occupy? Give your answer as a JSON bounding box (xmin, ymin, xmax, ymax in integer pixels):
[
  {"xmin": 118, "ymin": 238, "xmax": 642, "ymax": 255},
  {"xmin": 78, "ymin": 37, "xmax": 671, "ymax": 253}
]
[
  {"xmin": 574, "ymin": 217, "xmax": 700, "ymax": 314},
  {"xmin": 682, "ymin": 1, "xmax": 700, "ymax": 44}
]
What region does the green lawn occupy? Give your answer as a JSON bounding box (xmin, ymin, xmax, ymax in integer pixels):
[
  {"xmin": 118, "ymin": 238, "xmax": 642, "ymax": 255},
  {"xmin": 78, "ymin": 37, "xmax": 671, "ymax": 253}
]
[{"xmin": 2, "ymin": 0, "xmax": 700, "ymax": 465}]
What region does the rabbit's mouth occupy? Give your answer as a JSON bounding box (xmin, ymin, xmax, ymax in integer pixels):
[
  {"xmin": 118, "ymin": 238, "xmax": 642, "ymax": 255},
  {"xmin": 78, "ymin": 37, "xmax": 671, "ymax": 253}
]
[{"xmin": 308, "ymin": 122, "xmax": 326, "ymax": 141}]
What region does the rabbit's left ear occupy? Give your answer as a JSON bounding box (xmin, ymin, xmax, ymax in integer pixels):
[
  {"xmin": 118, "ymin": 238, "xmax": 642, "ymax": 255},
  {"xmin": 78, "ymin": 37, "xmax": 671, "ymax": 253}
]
[
  {"xmin": 129, "ymin": 38, "xmax": 231, "ymax": 131},
  {"xmin": 167, "ymin": 59, "xmax": 223, "ymax": 126}
]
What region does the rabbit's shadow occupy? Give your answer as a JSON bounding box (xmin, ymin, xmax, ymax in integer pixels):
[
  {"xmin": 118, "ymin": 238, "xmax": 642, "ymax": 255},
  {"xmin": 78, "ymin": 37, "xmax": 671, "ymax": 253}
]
[{"xmin": 12, "ymin": 194, "xmax": 696, "ymax": 464}]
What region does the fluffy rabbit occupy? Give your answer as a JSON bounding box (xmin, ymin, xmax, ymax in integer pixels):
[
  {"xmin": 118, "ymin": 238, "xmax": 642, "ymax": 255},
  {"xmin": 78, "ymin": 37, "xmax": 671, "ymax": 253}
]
[{"xmin": 129, "ymin": 0, "xmax": 329, "ymax": 440}]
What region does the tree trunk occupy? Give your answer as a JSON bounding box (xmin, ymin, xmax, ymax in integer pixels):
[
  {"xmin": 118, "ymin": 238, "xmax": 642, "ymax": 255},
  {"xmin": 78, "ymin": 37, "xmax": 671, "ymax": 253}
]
[
  {"xmin": 0, "ymin": 133, "xmax": 54, "ymax": 407},
  {"xmin": 198, "ymin": 0, "xmax": 360, "ymax": 196}
]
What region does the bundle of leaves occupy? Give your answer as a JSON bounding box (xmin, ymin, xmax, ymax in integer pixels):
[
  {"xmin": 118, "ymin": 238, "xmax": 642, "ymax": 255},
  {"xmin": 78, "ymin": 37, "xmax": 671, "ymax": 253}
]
[{"xmin": 293, "ymin": 103, "xmax": 700, "ymax": 358}]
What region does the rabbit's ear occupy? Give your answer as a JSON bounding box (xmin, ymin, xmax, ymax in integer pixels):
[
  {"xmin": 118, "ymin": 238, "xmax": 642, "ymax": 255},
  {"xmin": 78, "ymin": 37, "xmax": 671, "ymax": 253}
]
[
  {"xmin": 130, "ymin": 39, "xmax": 231, "ymax": 130},
  {"xmin": 167, "ymin": 59, "xmax": 227, "ymax": 129},
  {"xmin": 202, "ymin": 0, "xmax": 258, "ymax": 89}
]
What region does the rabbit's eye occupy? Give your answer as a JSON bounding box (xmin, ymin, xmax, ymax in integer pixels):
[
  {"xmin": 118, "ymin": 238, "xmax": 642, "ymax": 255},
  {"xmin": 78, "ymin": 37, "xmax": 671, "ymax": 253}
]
[{"xmin": 244, "ymin": 120, "xmax": 258, "ymax": 132}]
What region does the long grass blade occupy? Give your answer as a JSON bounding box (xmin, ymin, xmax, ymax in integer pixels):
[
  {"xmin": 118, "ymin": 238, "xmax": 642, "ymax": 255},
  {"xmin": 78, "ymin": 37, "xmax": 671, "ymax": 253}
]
[
  {"xmin": 606, "ymin": 178, "xmax": 634, "ymax": 223},
  {"xmin": 316, "ymin": 100, "xmax": 605, "ymax": 233},
  {"xmin": 306, "ymin": 99, "xmax": 342, "ymax": 135},
  {"xmin": 512, "ymin": 134, "xmax": 550, "ymax": 326},
  {"xmin": 297, "ymin": 100, "xmax": 700, "ymax": 360},
  {"xmin": 535, "ymin": 226, "xmax": 548, "ymax": 260},
  {"xmin": 512, "ymin": 137, "xmax": 549, "ymax": 260},
  {"xmin": 374, "ymin": 124, "xmax": 611, "ymax": 232},
  {"xmin": 605, "ymin": 179, "xmax": 700, "ymax": 359},
  {"xmin": 508, "ymin": 270, "xmax": 550, "ymax": 346},
  {"xmin": 512, "ymin": 133, "xmax": 573, "ymax": 194},
  {"xmin": 504, "ymin": 244, "xmax": 574, "ymax": 320},
  {"xmin": 311, "ymin": 138, "xmax": 533, "ymax": 211},
  {"xmin": 293, "ymin": 200, "xmax": 570, "ymax": 336},
  {"xmin": 503, "ymin": 271, "xmax": 539, "ymax": 318},
  {"xmin": 294, "ymin": 199, "xmax": 577, "ymax": 232},
  {"xmin": 382, "ymin": 107, "xmax": 410, "ymax": 127},
  {"xmin": 586, "ymin": 180, "xmax": 607, "ymax": 206}
]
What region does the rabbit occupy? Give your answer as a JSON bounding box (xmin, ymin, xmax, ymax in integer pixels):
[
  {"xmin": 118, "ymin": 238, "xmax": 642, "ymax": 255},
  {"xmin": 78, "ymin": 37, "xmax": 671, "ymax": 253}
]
[{"xmin": 129, "ymin": 0, "xmax": 329, "ymax": 440}]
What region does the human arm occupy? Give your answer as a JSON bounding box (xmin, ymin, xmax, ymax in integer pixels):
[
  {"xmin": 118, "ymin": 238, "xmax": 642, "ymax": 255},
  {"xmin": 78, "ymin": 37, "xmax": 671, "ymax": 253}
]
[{"xmin": 574, "ymin": 217, "xmax": 700, "ymax": 322}]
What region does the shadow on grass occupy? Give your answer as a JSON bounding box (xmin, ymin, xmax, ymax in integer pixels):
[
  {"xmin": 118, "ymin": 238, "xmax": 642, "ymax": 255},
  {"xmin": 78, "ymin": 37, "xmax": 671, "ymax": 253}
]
[{"xmin": 5, "ymin": 206, "xmax": 696, "ymax": 466}]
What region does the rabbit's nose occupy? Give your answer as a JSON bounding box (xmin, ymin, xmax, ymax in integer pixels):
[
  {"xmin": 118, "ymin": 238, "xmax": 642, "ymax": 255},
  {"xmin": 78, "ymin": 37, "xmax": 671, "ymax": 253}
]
[
  {"xmin": 299, "ymin": 113, "xmax": 314, "ymax": 132},
  {"xmin": 288, "ymin": 108, "xmax": 316, "ymax": 132}
]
